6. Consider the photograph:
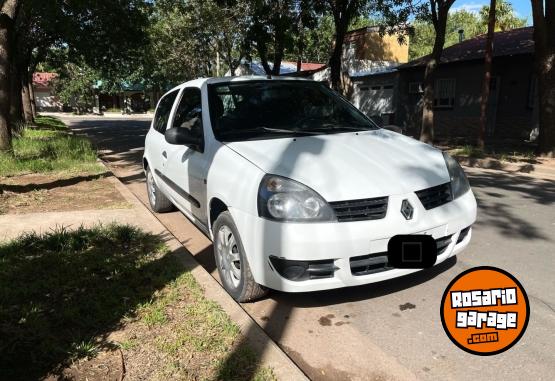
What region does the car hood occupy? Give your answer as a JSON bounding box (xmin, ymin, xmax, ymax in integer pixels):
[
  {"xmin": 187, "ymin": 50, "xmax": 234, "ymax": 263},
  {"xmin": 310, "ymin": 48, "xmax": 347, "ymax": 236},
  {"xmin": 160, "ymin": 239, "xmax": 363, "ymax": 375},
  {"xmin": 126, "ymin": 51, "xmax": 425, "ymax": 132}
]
[{"xmin": 225, "ymin": 129, "xmax": 450, "ymax": 201}]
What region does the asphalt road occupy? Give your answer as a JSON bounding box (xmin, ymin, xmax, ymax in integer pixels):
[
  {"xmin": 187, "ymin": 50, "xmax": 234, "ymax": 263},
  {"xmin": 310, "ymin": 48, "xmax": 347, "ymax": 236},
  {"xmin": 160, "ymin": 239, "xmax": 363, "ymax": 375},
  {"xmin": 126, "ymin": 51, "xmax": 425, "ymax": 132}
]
[{"xmin": 64, "ymin": 115, "xmax": 555, "ymax": 381}]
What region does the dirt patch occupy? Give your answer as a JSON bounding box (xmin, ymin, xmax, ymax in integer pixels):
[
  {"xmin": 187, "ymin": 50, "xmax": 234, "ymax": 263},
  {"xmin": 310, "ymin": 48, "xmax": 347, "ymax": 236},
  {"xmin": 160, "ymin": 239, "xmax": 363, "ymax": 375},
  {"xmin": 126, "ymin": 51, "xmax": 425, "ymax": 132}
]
[
  {"xmin": 43, "ymin": 349, "xmax": 123, "ymax": 381},
  {"xmin": 0, "ymin": 173, "xmax": 131, "ymax": 214}
]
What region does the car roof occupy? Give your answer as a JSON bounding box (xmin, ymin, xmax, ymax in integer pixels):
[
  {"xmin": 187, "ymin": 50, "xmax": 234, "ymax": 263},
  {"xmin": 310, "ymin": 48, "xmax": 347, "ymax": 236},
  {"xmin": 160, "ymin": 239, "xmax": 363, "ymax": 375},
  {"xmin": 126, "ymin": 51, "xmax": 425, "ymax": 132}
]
[{"xmin": 166, "ymin": 75, "xmax": 314, "ymax": 93}]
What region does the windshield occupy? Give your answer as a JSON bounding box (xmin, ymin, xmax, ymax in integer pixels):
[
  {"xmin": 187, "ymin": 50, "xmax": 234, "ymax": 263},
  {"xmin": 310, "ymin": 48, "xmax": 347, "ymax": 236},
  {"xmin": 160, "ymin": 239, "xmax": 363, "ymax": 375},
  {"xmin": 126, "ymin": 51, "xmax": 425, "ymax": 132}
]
[{"xmin": 207, "ymin": 80, "xmax": 379, "ymax": 141}]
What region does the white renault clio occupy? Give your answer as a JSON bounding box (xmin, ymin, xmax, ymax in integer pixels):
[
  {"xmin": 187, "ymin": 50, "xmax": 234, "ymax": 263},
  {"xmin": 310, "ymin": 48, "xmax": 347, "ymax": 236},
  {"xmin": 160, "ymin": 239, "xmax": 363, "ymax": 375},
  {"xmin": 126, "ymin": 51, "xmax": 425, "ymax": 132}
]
[{"xmin": 143, "ymin": 76, "xmax": 477, "ymax": 302}]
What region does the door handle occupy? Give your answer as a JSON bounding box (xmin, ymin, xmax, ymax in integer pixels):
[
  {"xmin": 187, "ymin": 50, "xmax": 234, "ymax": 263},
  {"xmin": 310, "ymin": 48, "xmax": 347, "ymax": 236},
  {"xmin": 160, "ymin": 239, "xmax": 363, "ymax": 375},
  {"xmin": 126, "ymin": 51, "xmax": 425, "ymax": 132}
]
[{"xmin": 162, "ymin": 151, "xmax": 167, "ymax": 159}]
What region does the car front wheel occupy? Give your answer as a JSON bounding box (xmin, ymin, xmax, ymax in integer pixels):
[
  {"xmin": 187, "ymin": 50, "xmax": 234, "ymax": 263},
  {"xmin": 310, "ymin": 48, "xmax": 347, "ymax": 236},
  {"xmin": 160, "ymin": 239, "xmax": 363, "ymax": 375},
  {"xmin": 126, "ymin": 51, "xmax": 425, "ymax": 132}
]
[
  {"xmin": 213, "ymin": 211, "xmax": 267, "ymax": 302},
  {"xmin": 146, "ymin": 167, "xmax": 174, "ymax": 213}
]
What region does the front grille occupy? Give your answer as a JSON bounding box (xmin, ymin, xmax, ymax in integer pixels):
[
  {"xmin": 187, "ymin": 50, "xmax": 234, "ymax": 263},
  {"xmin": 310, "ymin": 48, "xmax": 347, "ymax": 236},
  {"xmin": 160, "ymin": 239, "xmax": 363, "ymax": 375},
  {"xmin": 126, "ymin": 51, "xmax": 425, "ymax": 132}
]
[
  {"xmin": 350, "ymin": 253, "xmax": 392, "ymax": 276},
  {"xmin": 415, "ymin": 183, "xmax": 453, "ymax": 210},
  {"xmin": 350, "ymin": 234, "xmax": 453, "ymax": 276},
  {"xmin": 329, "ymin": 196, "xmax": 388, "ymax": 222}
]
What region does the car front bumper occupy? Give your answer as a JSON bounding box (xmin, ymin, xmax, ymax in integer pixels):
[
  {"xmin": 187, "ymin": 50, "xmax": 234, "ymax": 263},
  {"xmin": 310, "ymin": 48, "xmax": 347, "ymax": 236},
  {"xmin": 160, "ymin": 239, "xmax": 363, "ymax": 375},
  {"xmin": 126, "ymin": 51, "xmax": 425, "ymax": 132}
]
[{"xmin": 230, "ymin": 189, "xmax": 477, "ymax": 292}]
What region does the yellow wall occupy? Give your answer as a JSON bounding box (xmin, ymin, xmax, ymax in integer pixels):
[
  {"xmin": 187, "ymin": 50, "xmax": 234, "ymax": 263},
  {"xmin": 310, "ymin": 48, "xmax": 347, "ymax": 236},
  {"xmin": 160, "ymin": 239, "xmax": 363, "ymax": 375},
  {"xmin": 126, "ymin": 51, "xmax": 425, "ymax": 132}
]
[{"xmin": 347, "ymin": 29, "xmax": 409, "ymax": 63}]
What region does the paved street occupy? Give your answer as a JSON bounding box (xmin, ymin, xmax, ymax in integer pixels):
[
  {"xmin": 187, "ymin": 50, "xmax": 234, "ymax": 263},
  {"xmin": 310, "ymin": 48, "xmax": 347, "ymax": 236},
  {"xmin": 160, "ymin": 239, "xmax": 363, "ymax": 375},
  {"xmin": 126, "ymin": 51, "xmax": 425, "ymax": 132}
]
[{"xmin": 65, "ymin": 115, "xmax": 555, "ymax": 381}]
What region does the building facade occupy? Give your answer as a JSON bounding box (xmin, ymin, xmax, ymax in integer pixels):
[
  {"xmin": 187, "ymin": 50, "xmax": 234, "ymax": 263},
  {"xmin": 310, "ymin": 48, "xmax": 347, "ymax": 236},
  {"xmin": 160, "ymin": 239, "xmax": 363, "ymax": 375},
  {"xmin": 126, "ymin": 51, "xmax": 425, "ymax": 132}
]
[
  {"xmin": 32, "ymin": 72, "xmax": 62, "ymax": 112},
  {"xmin": 396, "ymin": 27, "xmax": 537, "ymax": 140}
]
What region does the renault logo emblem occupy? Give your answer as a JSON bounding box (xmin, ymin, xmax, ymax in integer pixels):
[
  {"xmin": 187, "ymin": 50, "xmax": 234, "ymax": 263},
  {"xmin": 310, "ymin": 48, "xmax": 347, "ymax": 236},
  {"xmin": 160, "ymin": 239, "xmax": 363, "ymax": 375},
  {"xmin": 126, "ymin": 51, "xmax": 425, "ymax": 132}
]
[{"xmin": 401, "ymin": 199, "xmax": 414, "ymax": 220}]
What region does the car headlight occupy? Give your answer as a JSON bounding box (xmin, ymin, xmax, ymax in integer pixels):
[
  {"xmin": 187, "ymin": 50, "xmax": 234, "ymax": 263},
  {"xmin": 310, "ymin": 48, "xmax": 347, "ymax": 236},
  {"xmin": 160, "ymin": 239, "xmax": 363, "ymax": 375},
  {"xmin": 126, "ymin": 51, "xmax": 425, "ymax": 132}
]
[
  {"xmin": 443, "ymin": 152, "xmax": 470, "ymax": 199},
  {"xmin": 257, "ymin": 175, "xmax": 335, "ymax": 222}
]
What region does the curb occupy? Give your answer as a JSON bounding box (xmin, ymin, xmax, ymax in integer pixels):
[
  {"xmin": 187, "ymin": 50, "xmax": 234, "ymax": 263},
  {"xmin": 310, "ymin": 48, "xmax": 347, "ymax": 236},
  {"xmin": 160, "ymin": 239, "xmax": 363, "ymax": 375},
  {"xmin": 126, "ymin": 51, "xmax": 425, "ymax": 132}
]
[{"xmin": 102, "ymin": 163, "xmax": 308, "ymax": 381}]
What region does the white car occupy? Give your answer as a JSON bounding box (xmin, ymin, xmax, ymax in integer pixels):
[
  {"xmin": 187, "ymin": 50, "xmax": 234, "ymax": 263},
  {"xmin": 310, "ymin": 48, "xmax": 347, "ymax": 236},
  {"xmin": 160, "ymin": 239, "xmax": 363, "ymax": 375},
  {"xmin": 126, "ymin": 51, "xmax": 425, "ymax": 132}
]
[{"xmin": 143, "ymin": 77, "xmax": 477, "ymax": 302}]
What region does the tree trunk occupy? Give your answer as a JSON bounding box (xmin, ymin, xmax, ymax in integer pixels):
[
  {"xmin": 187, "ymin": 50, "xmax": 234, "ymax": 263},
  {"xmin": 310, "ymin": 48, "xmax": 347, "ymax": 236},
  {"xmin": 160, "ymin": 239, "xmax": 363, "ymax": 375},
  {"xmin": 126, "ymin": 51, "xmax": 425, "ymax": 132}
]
[
  {"xmin": 271, "ymin": 20, "xmax": 285, "ymax": 76},
  {"xmin": 329, "ymin": 19, "xmax": 348, "ymax": 92},
  {"xmin": 531, "ymin": 0, "xmax": 555, "ymax": 157},
  {"xmin": 21, "ymin": 75, "xmax": 33, "ymax": 123},
  {"xmin": 29, "ymin": 80, "xmax": 36, "ymax": 117},
  {"xmin": 420, "ymin": 13, "xmax": 448, "ymax": 144},
  {"xmin": 9, "ymin": 60, "xmax": 22, "ymax": 124},
  {"xmin": 477, "ymin": 0, "xmax": 497, "ymax": 149},
  {"xmin": 296, "ymin": 16, "xmax": 304, "ymax": 72},
  {"xmin": 226, "ymin": 45, "xmax": 236, "ymax": 76},
  {"xmin": 535, "ymin": 50, "xmax": 555, "ymax": 156},
  {"xmin": 0, "ymin": 0, "xmax": 19, "ymax": 152},
  {"xmin": 256, "ymin": 41, "xmax": 272, "ymax": 75}
]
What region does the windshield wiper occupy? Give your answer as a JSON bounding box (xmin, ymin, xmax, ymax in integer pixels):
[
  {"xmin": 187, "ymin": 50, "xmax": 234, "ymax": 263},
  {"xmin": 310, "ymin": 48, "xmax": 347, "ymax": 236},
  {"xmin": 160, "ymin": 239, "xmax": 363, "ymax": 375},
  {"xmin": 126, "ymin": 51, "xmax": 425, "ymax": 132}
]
[
  {"xmin": 258, "ymin": 126, "xmax": 320, "ymax": 135},
  {"xmin": 308, "ymin": 125, "xmax": 374, "ymax": 133},
  {"xmin": 221, "ymin": 126, "xmax": 320, "ymax": 137}
]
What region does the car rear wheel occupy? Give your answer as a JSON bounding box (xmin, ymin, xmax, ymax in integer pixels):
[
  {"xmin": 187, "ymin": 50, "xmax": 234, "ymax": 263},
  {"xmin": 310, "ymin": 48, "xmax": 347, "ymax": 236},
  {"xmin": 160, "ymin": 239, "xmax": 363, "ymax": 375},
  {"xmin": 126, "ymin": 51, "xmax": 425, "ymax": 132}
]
[
  {"xmin": 146, "ymin": 167, "xmax": 174, "ymax": 213},
  {"xmin": 213, "ymin": 211, "xmax": 267, "ymax": 302}
]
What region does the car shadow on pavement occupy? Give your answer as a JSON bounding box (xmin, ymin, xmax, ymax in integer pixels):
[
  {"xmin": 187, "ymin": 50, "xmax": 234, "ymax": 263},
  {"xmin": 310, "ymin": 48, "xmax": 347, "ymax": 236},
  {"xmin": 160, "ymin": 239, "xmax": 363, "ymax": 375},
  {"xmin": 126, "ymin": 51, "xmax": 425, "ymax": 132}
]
[{"xmin": 468, "ymin": 171, "xmax": 554, "ymax": 240}]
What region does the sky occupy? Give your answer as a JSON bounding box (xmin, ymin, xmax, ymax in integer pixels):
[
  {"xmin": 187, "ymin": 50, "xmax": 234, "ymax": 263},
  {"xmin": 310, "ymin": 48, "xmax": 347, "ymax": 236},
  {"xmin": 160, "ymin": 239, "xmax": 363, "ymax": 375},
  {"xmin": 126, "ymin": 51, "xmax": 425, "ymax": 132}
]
[{"xmin": 451, "ymin": 0, "xmax": 532, "ymax": 24}]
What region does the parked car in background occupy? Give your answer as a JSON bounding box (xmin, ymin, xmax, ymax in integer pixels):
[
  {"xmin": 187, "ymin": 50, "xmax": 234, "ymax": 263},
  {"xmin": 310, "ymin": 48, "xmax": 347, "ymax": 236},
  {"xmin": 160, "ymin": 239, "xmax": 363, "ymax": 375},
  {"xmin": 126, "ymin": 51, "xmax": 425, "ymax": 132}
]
[{"xmin": 143, "ymin": 76, "xmax": 477, "ymax": 302}]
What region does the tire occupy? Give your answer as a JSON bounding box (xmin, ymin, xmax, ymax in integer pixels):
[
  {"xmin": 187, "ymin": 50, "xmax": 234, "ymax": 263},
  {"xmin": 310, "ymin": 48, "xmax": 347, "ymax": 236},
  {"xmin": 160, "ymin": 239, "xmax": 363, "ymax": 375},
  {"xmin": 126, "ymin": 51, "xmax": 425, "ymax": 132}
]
[
  {"xmin": 145, "ymin": 167, "xmax": 175, "ymax": 213},
  {"xmin": 213, "ymin": 211, "xmax": 268, "ymax": 302}
]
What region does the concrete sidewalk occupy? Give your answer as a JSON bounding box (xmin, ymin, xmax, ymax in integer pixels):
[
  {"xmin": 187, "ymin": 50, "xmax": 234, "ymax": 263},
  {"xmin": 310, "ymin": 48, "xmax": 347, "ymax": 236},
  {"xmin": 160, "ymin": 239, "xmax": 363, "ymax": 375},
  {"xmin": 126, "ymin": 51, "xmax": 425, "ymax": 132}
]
[{"xmin": 1, "ymin": 173, "xmax": 307, "ymax": 381}]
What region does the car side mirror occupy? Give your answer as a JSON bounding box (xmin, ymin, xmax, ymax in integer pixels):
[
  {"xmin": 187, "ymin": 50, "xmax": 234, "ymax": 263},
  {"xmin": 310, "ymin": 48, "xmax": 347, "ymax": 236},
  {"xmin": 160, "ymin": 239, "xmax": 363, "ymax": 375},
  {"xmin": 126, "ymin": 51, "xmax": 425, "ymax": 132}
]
[{"xmin": 164, "ymin": 128, "xmax": 204, "ymax": 152}]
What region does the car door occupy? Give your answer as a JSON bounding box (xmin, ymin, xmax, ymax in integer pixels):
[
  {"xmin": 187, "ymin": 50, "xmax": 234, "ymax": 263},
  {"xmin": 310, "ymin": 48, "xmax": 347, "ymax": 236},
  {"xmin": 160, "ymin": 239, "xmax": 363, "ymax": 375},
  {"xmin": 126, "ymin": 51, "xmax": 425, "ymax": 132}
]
[
  {"xmin": 147, "ymin": 89, "xmax": 180, "ymax": 193},
  {"xmin": 163, "ymin": 87, "xmax": 209, "ymax": 229}
]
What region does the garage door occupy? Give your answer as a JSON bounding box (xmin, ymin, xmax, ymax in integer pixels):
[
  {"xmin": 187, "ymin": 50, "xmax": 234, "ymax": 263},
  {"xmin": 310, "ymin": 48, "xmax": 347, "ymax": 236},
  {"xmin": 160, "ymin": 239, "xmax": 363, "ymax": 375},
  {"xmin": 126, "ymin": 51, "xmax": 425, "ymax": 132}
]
[{"xmin": 356, "ymin": 84, "xmax": 394, "ymax": 120}]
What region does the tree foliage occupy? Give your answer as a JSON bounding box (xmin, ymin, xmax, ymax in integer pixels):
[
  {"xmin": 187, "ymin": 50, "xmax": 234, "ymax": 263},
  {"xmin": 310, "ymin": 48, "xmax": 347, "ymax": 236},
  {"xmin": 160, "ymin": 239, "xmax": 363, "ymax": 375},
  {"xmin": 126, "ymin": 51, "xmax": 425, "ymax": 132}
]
[
  {"xmin": 0, "ymin": 0, "xmax": 151, "ymax": 150},
  {"xmin": 52, "ymin": 62, "xmax": 98, "ymax": 115},
  {"xmin": 409, "ymin": 10, "xmax": 482, "ymax": 59},
  {"xmin": 479, "ymin": 0, "xmax": 526, "ymax": 32},
  {"xmin": 409, "ymin": 1, "xmax": 526, "ymax": 60},
  {"xmin": 145, "ymin": 0, "xmax": 250, "ymax": 84}
]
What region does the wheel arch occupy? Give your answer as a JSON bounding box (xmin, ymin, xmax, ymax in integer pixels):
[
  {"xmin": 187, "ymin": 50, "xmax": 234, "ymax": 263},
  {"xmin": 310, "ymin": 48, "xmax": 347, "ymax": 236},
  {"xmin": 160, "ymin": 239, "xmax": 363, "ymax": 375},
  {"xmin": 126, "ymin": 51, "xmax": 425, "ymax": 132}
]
[{"xmin": 209, "ymin": 197, "xmax": 228, "ymax": 235}]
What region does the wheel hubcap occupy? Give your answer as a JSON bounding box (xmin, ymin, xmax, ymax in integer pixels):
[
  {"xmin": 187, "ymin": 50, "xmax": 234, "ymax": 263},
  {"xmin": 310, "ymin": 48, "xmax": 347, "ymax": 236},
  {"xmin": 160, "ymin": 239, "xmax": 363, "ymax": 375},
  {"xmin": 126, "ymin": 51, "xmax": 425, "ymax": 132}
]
[
  {"xmin": 216, "ymin": 225, "xmax": 241, "ymax": 288},
  {"xmin": 147, "ymin": 171, "xmax": 156, "ymax": 204}
]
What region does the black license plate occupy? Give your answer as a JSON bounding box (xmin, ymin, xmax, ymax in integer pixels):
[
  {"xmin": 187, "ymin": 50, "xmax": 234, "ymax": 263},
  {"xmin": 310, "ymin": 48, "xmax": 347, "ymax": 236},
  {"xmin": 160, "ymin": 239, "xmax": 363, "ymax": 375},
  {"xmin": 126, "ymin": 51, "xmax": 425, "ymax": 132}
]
[{"xmin": 387, "ymin": 234, "xmax": 437, "ymax": 268}]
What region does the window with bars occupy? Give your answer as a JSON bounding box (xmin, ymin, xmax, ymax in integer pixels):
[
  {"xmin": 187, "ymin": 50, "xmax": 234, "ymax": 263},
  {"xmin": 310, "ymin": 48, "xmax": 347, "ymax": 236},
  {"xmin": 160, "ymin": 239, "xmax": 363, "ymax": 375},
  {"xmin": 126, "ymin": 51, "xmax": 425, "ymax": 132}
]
[{"xmin": 434, "ymin": 78, "xmax": 456, "ymax": 108}]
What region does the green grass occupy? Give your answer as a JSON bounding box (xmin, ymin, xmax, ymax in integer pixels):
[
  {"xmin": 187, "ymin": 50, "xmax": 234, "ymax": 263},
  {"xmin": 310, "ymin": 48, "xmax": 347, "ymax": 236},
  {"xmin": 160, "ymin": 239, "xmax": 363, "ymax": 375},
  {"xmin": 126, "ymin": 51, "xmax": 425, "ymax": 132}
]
[
  {"xmin": 70, "ymin": 340, "xmax": 99, "ymax": 360},
  {"xmin": 118, "ymin": 339, "xmax": 138, "ymax": 351},
  {"xmin": 35, "ymin": 115, "xmax": 67, "ymax": 130},
  {"xmin": 217, "ymin": 346, "xmax": 277, "ymax": 381},
  {"xmin": 451, "ymin": 145, "xmax": 485, "ymax": 158},
  {"xmin": 0, "ymin": 224, "xmax": 171, "ymax": 379},
  {"xmin": 146, "ymin": 270, "xmax": 276, "ymax": 380},
  {"xmin": 0, "ymin": 224, "xmax": 275, "ymax": 381},
  {"xmin": 0, "ymin": 116, "xmax": 102, "ymax": 177}
]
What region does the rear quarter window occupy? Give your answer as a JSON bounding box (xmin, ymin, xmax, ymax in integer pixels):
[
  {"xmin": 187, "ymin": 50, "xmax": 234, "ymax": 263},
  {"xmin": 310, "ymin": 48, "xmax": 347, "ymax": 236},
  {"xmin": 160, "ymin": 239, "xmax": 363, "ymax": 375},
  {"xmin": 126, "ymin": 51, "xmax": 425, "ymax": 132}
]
[{"xmin": 153, "ymin": 90, "xmax": 179, "ymax": 133}]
